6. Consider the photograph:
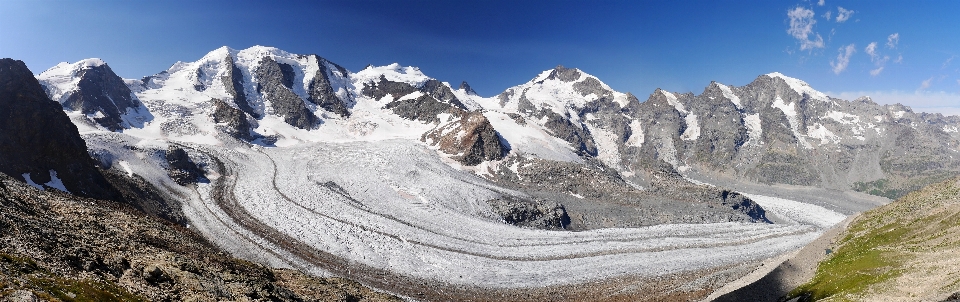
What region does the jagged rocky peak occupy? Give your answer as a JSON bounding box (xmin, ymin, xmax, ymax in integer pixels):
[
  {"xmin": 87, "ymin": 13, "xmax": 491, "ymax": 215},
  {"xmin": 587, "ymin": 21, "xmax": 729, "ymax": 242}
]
[
  {"xmin": 541, "ymin": 65, "xmax": 582, "ymax": 82},
  {"xmin": 458, "ymin": 81, "xmax": 478, "ymax": 95},
  {"xmin": 37, "ymin": 58, "xmax": 149, "ymax": 131},
  {"xmin": 0, "ymin": 58, "xmax": 120, "ymax": 200}
]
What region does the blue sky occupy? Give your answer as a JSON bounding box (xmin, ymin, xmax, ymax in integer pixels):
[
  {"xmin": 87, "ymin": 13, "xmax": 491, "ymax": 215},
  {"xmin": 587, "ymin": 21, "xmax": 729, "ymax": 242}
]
[{"xmin": 2, "ymin": 0, "xmax": 958, "ymax": 114}]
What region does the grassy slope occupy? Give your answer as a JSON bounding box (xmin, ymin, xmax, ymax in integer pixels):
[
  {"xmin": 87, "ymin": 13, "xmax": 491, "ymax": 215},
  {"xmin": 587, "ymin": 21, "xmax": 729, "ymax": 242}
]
[{"xmin": 789, "ymin": 176, "xmax": 960, "ymax": 301}]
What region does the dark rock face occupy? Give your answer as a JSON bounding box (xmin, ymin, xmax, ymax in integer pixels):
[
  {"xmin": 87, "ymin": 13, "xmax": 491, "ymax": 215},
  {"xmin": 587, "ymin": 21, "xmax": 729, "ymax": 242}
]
[
  {"xmin": 210, "ymin": 98, "xmax": 255, "ymax": 141},
  {"xmin": 165, "ymin": 146, "xmax": 205, "ymax": 186},
  {"xmin": 255, "ymin": 57, "xmax": 318, "ymax": 129},
  {"xmin": 0, "ymin": 58, "xmax": 119, "ymax": 201},
  {"xmin": 542, "ymin": 65, "xmax": 581, "ymax": 82},
  {"xmin": 419, "ymin": 79, "xmax": 468, "ymax": 110},
  {"xmin": 487, "ymin": 196, "xmax": 570, "ymax": 230},
  {"xmin": 55, "ymin": 63, "xmax": 144, "ymax": 131},
  {"xmin": 306, "ymin": 55, "xmax": 351, "ymax": 117},
  {"xmin": 220, "ymin": 55, "xmax": 260, "ymax": 119},
  {"xmin": 422, "ymin": 111, "xmax": 508, "ymax": 165},
  {"xmin": 458, "ymin": 81, "xmax": 478, "ymax": 95},
  {"xmin": 384, "ymin": 94, "xmax": 464, "ymax": 123},
  {"xmin": 542, "ymin": 109, "xmax": 598, "ymax": 156},
  {"xmin": 361, "ymin": 75, "xmax": 418, "ymax": 101}
]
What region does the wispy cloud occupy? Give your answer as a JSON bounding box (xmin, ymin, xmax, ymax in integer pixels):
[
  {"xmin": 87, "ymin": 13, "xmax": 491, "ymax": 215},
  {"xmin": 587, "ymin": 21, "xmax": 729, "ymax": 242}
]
[
  {"xmin": 818, "ymin": 0, "xmax": 825, "ymax": 6},
  {"xmin": 865, "ymin": 42, "xmax": 890, "ymax": 76},
  {"xmin": 836, "ymin": 7, "xmax": 854, "ymax": 23},
  {"xmin": 787, "ymin": 7, "xmax": 824, "ymax": 50},
  {"xmin": 919, "ymin": 77, "xmax": 934, "ymax": 91},
  {"xmin": 831, "ymin": 44, "xmax": 856, "ymax": 74},
  {"xmin": 823, "ymin": 10, "xmax": 832, "ymax": 20},
  {"xmin": 886, "ymin": 33, "xmax": 899, "ymax": 48},
  {"xmin": 942, "ymin": 56, "xmax": 955, "ymax": 69}
]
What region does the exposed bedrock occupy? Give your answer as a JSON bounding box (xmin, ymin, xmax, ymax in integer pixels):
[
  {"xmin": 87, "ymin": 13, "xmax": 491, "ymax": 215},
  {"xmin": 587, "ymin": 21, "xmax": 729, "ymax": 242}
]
[
  {"xmin": 422, "ymin": 111, "xmax": 508, "ymax": 165},
  {"xmin": 255, "ymin": 56, "xmax": 318, "ymax": 129},
  {"xmin": 487, "ymin": 196, "xmax": 570, "ymax": 230}
]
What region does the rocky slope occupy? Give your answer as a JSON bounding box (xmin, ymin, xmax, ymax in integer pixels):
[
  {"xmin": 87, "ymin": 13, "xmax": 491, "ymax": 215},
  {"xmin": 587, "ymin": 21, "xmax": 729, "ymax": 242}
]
[
  {"xmin": 0, "ymin": 59, "xmax": 119, "ymax": 201},
  {"xmin": 0, "ymin": 173, "xmax": 399, "ymax": 302}
]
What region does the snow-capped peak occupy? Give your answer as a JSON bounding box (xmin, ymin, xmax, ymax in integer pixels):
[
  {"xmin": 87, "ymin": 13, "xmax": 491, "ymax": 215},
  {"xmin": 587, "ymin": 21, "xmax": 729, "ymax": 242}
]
[
  {"xmin": 351, "ymin": 63, "xmax": 431, "ymax": 87},
  {"xmin": 765, "ymin": 72, "xmax": 831, "ymax": 103},
  {"xmin": 37, "ymin": 58, "xmax": 111, "ymax": 103}
]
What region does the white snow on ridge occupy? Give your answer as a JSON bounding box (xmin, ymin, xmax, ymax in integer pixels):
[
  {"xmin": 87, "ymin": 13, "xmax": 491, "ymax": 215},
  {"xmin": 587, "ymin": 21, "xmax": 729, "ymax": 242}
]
[
  {"xmin": 37, "ymin": 59, "xmax": 107, "ymax": 103},
  {"xmin": 765, "ymin": 72, "xmax": 831, "ymax": 103},
  {"xmin": 771, "ymin": 96, "xmax": 812, "ymax": 149},
  {"xmin": 352, "ymin": 63, "xmax": 431, "ymax": 88},
  {"xmin": 715, "ymin": 83, "xmax": 742, "ymax": 109}
]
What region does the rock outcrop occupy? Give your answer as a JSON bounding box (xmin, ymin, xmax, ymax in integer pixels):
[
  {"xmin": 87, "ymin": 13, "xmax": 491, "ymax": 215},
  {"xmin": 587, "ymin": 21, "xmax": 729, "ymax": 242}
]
[
  {"xmin": 422, "ymin": 111, "xmax": 507, "ymax": 165},
  {"xmin": 254, "ymin": 56, "xmax": 318, "ymax": 129},
  {"xmin": 0, "ymin": 58, "xmax": 119, "ymax": 201}
]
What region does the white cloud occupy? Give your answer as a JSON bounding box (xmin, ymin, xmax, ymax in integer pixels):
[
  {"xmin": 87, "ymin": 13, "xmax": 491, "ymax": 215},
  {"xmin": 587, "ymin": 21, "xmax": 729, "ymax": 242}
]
[
  {"xmin": 865, "ymin": 42, "xmax": 890, "ymax": 75},
  {"xmin": 788, "ymin": 7, "xmax": 825, "ymax": 50},
  {"xmin": 826, "ymin": 90, "xmax": 960, "ymax": 116},
  {"xmin": 865, "ymin": 42, "xmax": 879, "ymax": 61},
  {"xmin": 836, "ymin": 7, "xmax": 854, "ymax": 22},
  {"xmin": 942, "ymin": 56, "xmax": 955, "ymax": 69},
  {"xmin": 886, "ymin": 33, "xmax": 899, "ymax": 48},
  {"xmin": 919, "ymin": 77, "xmax": 934, "ymax": 91},
  {"xmin": 831, "ymin": 44, "xmax": 856, "ymax": 74},
  {"xmin": 818, "ymin": 0, "xmax": 825, "ymax": 6},
  {"xmin": 895, "ymin": 54, "xmax": 903, "ymax": 63},
  {"xmin": 823, "ymin": 11, "xmax": 833, "ymax": 20}
]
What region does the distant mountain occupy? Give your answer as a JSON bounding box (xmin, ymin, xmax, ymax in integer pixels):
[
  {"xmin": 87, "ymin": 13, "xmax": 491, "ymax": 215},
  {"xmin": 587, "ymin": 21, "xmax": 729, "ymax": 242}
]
[{"xmin": 37, "ymin": 58, "xmax": 151, "ymax": 131}]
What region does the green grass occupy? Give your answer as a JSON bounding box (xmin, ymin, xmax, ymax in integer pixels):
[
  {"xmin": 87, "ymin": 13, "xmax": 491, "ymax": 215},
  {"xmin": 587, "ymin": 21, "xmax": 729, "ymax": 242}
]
[
  {"xmin": 788, "ymin": 223, "xmax": 906, "ymax": 301},
  {"xmin": 789, "ymin": 177, "xmax": 960, "ymax": 301}
]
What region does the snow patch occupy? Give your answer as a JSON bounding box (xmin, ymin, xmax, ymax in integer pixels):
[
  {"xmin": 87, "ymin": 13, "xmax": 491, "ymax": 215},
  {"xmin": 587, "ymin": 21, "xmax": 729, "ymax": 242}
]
[
  {"xmin": 715, "ymin": 83, "xmax": 742, "ymax": 109},
  {"xmin": 743, "ymin": 113, "xmax": 763, "ymax": 145},
  {"xmin": 771, "ymin": 96, "xmax": 812, "ymax": 149},
  {"xmin": 806, "ymin": 124, "xmax": 840, "ymax": 145},
  {"xmin": 681, "ymin": 114, "xmax": 700, "ymax": 141},
  {"xmin": 626, "ymin": 120, "xmax": 644, "ymax": 147},
  {"xmin": 21, "ymin": 173, "xmax": 43, "ymax": 190},
  {"xmin": 744, "ymin": 194, "xmax": 845, "ymax": 229},
  {"xmin": 44, "ymin": 170, "xmax": 69, "ymax": 192}
]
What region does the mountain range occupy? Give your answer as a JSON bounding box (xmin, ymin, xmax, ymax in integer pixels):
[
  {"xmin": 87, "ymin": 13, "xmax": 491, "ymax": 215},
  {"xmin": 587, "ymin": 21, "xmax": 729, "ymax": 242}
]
[{"xmin": 1, "ymin": 45, "xmax": 959, "ymax": 301}]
